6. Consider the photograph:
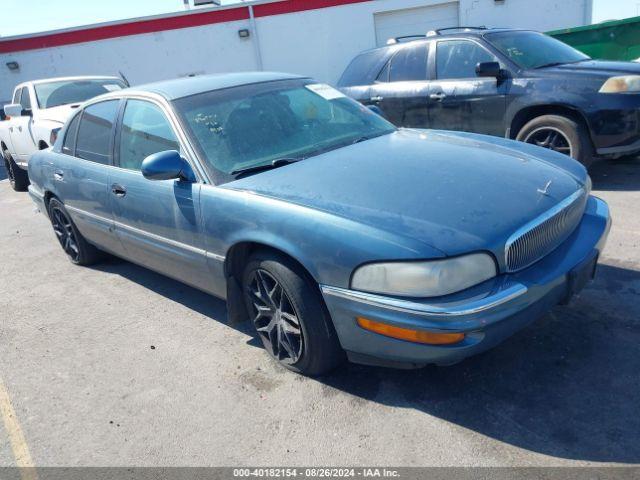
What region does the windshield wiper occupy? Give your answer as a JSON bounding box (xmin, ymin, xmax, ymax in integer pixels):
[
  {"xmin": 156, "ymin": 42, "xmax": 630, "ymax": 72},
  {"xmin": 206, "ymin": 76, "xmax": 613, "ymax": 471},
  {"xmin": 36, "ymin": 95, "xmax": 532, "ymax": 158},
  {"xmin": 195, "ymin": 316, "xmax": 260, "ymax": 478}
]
[
  {"xmin": 535, "ymin": 59, "xmax": 591, "ymax": 69},
  {"xmin": 350, "ymin": 130, "xmax": 394, "ymax": 145},
  {"xmin": 534, "ymin": 61, "xmax": 567, "ymax": 69},
  {"xmin": 231, "ymin": 158, "xmax": 300, "ymax": 177},
  {"xmin": 351, "ymin": 136, "xmax": 371, "ymax": 144}
]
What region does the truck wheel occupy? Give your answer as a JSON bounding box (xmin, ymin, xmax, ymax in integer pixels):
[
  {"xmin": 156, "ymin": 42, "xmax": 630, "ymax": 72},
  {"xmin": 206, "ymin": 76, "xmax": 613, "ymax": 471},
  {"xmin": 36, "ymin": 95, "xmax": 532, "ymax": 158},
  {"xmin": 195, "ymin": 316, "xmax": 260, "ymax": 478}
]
[
  {"xmin": 516, "ymin": 114, "xmax": 593, "ymax": 167},
  {"xmin": 3, "ymin": 150, "xmax": 29, "ymax": 191},
  {"xmin": 47, "ymin": 198, "xmax": 103, "ymax": 266},
  {"xmin": 242, "ymin": 250, "xmax": 345, "ymax": 376}
]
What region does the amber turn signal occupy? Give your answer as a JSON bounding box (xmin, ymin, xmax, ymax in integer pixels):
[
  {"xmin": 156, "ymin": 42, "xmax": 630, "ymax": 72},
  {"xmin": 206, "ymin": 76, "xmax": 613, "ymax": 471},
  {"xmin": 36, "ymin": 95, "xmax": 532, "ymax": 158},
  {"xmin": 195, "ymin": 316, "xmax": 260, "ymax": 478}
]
[{"xmin": 356, "ymin": 317, "xmax": 465, "ymax": 345}]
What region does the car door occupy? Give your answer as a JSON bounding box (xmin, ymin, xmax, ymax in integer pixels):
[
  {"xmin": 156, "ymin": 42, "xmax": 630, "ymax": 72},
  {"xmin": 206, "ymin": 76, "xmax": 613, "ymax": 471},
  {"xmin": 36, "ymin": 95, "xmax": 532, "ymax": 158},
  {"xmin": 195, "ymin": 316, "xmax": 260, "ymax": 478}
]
[
  {"xmin": 368, "ymin": 42, "xmax": 431, "ymax": 127},
  {"xmin": 428, "ymin": 39, "xmax": 508, "ymax": 136},
  {"xmin": 9, "ymin": 86, "xmax": 36, "ymax": 163},
  {"xmin": 108, "ymin": 97, "xmax": 211, "ymax": 290},
  {"xmin": 53, "ymin": 99, "xmax": 124, "ymax": 255}
]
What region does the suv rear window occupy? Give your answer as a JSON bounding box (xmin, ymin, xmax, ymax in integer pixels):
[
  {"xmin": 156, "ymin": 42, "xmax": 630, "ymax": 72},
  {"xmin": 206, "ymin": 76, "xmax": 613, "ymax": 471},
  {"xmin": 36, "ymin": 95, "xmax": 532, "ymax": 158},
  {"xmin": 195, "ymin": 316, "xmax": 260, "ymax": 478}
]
[{"xmin": 338, "ymin": 49, "xmax": 392, "ymax": 87}]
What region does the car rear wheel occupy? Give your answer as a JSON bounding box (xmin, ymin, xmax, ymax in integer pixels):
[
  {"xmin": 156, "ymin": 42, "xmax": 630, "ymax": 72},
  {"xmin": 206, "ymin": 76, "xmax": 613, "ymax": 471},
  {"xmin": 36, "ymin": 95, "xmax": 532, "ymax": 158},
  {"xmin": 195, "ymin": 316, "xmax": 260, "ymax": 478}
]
[
  {"xmin": 516, "ymin": 114, "xmax": 593, "ymax": 166},
  {"xmin": 3, "ymin": 150, "xmax": 29, "ymax": 191},
  {"xmin": 47, "ymin": 198, "xmax": 103, "ymax": 265},
  {"xmin": 242, "ymin": 250, "xmax": 345, "ymax": 376}
]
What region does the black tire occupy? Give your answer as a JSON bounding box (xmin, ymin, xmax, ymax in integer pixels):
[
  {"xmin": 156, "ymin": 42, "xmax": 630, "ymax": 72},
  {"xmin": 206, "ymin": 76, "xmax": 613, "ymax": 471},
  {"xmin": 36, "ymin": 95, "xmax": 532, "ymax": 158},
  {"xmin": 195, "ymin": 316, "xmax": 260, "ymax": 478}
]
[
  {"xmin": 3, "ymin": 150, "xmax": 29, "ymax": 191},
  {"xmin": 242, "ymin": 250, "xmax": 345, "ymax": 376},
  {"xmin": 516, "ymin": 114, "xmax": 594, "ymax": 167},
  {"xmin": 47, "ymin": 197, "xmax": 103, "ymax": 266}
]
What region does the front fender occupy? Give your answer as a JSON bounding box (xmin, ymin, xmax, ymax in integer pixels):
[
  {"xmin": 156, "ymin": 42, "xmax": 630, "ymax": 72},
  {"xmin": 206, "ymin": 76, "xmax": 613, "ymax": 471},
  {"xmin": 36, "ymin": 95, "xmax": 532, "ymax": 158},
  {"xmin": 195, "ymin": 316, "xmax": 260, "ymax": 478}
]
[{"xmin": 200, "ymin": 186, "xmax": 445, "ymax": 289}]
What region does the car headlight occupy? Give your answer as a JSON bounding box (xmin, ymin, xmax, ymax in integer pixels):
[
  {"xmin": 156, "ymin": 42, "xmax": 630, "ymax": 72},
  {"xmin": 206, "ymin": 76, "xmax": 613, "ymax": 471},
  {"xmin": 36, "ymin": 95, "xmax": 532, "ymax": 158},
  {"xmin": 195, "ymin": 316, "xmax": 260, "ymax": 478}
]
[
  {"xmin": 351, "ymin": 253, "xmax": 497, "ymax": 298},
  {"xmin": 599, "ymin": 75, "xmax": 640, "ymax": 93}
]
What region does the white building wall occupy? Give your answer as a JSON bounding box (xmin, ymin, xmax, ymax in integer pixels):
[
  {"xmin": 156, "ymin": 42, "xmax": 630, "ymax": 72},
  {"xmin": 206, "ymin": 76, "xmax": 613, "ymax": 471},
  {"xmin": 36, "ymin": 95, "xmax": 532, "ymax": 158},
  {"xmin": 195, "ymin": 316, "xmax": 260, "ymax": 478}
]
[
  {"xmin": 0, "ymin": 0, "xmax": 590, "ymax": 102},
  {"xmin": 460, "ymin": 0, "xmax": 592, "ymax": 30}
]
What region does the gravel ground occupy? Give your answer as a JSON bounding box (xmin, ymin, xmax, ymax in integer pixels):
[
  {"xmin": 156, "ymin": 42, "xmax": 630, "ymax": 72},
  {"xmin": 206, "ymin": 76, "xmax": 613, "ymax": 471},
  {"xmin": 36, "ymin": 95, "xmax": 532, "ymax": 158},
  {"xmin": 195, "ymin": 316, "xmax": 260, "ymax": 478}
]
[{"xmin": 0, "ymin": 158, "xmax": 639, "ymax": 467}]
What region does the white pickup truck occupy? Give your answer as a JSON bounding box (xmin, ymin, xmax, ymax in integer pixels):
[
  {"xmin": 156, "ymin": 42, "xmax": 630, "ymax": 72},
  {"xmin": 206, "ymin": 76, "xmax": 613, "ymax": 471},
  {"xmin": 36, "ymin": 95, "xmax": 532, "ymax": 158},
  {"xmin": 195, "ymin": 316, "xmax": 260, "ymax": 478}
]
[{"xmin": 1, "ymin": 76, "xmax": 126, "ymax": 190}]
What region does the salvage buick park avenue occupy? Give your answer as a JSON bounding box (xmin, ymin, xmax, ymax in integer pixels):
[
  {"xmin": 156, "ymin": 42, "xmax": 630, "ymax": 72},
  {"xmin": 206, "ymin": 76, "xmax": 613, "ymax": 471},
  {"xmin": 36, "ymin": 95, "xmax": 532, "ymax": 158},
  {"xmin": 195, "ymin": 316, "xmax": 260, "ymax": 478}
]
[{"xmin": 27, "ymin": 72, "xmax": 610, "ymax": 375}]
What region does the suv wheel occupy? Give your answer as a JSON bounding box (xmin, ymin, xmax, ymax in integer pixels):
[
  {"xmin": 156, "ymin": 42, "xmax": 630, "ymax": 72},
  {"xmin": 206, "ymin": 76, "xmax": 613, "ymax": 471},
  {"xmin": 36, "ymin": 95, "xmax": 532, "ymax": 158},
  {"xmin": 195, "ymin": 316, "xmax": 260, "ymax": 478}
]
[
  {"xmin": 516, "ymin": 114, "xmax": 593, "ymax": 166},
  {"xmin": 3, "ymin": 150, "xmax": 29, "ymax": 191},
  {"xmin": 242, "ymin": 250, "xmax": 345, "ymax": 376}
]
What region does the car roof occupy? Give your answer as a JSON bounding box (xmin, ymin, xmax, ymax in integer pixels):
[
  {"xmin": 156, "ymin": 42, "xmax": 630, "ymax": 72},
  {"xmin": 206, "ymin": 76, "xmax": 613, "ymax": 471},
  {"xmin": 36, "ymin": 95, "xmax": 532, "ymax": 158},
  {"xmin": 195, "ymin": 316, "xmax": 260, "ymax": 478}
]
[
  {"xmin": 28, "ymin": 75, "xmax": 123, "ymax": 85},
  {"xmin": 129, "ymin": 72, "xmax": 306, "ymax": 100},
  {"xmin": 366, "ymin": 28, "xmax": 529, "ymax": 53}
]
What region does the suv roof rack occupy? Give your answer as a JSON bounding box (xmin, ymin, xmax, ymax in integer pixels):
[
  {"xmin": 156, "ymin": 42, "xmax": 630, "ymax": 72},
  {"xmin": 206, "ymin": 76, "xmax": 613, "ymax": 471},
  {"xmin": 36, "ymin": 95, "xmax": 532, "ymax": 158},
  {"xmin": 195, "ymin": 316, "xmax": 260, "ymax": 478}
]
[
  {"xmin": 387, "ymin": 26, "xmax": 489, "ymax": 44},
  {"xmin": 430, "ymin": 26, "xmax": 488, "ymax": 36},
  {"xmin": 385, "ymin": 34, "xmax": 426, "ymax": 45}
]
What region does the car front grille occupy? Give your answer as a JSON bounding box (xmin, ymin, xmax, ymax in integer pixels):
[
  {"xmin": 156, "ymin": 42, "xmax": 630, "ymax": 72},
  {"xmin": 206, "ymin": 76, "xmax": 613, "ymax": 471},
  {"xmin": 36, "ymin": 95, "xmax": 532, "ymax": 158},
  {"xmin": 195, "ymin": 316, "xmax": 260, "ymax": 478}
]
[{"xmin": 505, "ymin": 189, "xmax": 588, "ymax": 272}]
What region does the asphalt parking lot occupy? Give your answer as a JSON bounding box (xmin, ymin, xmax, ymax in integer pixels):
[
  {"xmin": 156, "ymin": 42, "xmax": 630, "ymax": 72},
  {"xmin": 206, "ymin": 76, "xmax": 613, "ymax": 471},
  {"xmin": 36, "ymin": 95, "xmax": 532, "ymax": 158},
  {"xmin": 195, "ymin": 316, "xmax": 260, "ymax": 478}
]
[{"xmin": 0, "ymin": 158, "xmax": 639, "ymax": 467}]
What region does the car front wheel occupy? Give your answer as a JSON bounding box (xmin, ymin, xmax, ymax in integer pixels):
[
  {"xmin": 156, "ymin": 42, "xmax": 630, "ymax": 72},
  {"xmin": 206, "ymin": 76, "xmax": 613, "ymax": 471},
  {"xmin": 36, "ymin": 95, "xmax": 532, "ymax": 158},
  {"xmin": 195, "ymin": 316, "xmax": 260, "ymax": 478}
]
[
  {"xmin": 242, "ymin": 250, "xmax": 345, "ymax": 376},
  {"xmin": 516, "ymin": 114, "xmax": 593, "ymax": 167}
]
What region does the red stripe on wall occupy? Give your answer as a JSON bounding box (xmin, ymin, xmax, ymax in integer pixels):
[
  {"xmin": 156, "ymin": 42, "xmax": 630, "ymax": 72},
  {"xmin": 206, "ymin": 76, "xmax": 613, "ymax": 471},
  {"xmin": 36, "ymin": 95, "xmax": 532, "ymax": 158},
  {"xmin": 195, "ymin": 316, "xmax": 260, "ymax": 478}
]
[
  {"xmin": 0, "ymin": 0, "xmax": 373, "ymax": 55},
  {"xmin": 0, "ymin": 7, "xmax": 249, "ymax": 54},
  {"xmin": 253, "ymin": 0, "xmax": 371, "ymax": 17}
]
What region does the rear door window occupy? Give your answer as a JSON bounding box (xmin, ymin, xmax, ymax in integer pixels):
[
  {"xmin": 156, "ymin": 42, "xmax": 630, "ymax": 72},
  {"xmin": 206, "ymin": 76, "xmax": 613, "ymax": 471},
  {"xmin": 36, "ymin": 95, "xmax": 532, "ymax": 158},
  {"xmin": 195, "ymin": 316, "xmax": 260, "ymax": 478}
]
[
  {"xmin": 118, "ymin": 100, "xmax": 179, "ymax": 171},
  {"xmin": 436, "ymin": 40, "xmax": 498, "ymax": 79},
  {"xmin": 75, "ymin": 100, "xmax": 119, "ymax": 164},
  {"xmin": 62, "ymin": 113, "xmax": 81, "ymax": 156},
  {"xmin": 388, "ymin": 43, "xmax": 429, "ymax": 82}
]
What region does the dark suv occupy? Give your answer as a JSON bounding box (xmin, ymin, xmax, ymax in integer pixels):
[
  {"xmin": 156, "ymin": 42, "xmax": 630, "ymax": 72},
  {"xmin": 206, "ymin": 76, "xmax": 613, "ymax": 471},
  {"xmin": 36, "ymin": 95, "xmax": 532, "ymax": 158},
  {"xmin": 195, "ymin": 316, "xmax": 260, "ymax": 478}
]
[{"xmin": 338, "ymin": 27, "xmax": 640, "ymax": 165}]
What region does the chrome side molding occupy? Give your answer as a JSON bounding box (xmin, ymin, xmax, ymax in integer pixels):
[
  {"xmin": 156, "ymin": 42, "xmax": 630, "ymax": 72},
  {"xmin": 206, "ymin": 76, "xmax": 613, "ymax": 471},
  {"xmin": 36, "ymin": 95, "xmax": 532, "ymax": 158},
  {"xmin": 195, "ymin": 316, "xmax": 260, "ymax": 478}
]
[{"xmin": 65, "ymin": 205, "xmax": 226, "ymax": 262}]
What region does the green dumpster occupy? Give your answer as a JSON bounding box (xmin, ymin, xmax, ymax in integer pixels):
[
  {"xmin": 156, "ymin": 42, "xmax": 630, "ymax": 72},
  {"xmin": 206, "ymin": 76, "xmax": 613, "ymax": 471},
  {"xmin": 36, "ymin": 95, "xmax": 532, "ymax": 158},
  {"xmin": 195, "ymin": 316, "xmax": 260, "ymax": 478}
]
[{"xmin": 548, "ymin": 16, "xmax": 640, "ymax": 62}]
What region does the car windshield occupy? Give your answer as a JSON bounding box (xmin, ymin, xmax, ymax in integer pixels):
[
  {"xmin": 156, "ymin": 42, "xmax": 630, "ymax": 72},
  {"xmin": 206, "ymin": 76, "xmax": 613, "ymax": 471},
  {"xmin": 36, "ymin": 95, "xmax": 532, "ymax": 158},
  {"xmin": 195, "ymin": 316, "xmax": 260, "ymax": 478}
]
[
  {"xmin": 485, "ymin": 31, "xmax": 590, "ymax": 69},
  {"xmin": 173, "ymin": 79, "xmax": 396, "ymax": 179},
  {"xmin": 34, "ymin": 79, "xmax": 126, "ymax": 109}
]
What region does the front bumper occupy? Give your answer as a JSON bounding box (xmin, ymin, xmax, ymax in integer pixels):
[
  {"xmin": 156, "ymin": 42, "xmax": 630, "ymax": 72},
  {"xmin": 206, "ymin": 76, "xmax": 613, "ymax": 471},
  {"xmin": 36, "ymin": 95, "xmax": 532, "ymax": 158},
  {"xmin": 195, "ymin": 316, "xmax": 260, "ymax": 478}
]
[{"xmin": 321, "ymin": 195, "xmax": 611, "ymax": 368}]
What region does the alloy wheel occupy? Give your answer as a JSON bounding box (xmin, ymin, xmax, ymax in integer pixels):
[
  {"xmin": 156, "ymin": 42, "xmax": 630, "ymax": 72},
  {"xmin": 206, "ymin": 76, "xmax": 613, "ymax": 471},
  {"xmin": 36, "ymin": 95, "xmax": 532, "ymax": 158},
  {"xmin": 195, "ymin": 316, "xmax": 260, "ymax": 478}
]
[
  {"xmin": 246, "ymin": 269, "xmax": 304, "ymax": 364},
  {"xmin": 524, "ymin": 127, "xmax": 573, "ymax": 157},
  {"xmin": 50, "ymin": 206, "xmax": 80, "ymax": 262}
]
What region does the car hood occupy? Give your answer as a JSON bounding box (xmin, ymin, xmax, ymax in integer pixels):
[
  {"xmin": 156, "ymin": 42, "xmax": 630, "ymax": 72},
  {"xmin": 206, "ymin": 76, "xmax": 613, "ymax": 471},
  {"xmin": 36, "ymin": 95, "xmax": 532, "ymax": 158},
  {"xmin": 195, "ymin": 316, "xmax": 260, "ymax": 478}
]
[
  {"xmin": 225, "ymin": 129, "xmax": 587, "ymax": 259},
  {"xmin": 538, "ymin": 59, "xmax": 640, "ymax": 78},
  {"xmin": 38, "ymin": 104, "xmax": 80, "ymax": 123}
]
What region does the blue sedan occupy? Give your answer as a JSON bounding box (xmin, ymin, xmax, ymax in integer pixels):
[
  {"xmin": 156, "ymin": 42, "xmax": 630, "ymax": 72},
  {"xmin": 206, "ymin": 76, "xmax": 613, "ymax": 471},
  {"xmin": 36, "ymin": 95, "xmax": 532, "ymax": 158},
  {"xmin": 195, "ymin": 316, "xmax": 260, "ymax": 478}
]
[{"xmin": 27, "ymin": 72, "xmax": 611, "ymax": 375}]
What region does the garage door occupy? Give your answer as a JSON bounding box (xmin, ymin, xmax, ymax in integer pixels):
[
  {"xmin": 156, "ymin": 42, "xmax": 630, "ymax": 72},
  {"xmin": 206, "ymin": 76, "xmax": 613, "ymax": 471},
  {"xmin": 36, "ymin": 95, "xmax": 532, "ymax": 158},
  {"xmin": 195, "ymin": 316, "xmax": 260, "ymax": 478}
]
[{"xmin": 374, "ymin": 2, "xmax": 459, "ymax": 46}]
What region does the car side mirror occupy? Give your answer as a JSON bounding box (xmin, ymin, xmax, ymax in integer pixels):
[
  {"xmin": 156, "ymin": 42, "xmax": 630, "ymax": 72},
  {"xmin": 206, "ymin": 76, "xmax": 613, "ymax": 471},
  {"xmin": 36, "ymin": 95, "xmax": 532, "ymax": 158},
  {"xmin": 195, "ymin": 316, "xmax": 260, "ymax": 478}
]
[
  {"xmin": 141, "ymin": 150, "xmax": 196, "ymax": 182},
  {"xmin": 4, "ymin": 104, "xmax": 25, "ymax": 118},
  {"xmin": 475, "ymin": 62, "xmax": 502, "ymax": 78}
]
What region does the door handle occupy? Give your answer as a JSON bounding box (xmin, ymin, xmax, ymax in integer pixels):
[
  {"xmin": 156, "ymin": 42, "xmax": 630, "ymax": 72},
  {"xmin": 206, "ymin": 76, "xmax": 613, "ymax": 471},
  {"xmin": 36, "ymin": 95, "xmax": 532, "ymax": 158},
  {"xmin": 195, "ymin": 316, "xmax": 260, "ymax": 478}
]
[
  {"xmin": 429, "ymin": 92, "xmax": 446, "ymax": 101},
  {"xmin": 111, "ymin": 184, "xmax": 127, "ymax": 197},
  {"xmin": 370, "ymin": 95, "xmax": 384, "ymax": 103},
  {"xmin": 53, "ymin": 170, "xmax": 64, "ymax": 181},
  {"xmin": 9, "ymin": 127, "xmax": 12, "ymax": 132},
  {"xmin": 17, "ymin": 126, "xmax": 22, "ymax": 132}
]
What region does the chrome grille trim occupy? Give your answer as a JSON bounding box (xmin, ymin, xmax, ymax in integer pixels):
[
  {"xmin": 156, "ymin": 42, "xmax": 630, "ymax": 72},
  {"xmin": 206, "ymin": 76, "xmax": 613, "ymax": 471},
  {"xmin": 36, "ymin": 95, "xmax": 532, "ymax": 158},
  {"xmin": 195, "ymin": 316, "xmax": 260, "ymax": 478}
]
[{"xmin": 505, "ymin": 189, "xmax": 587, "ymax": 272}]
